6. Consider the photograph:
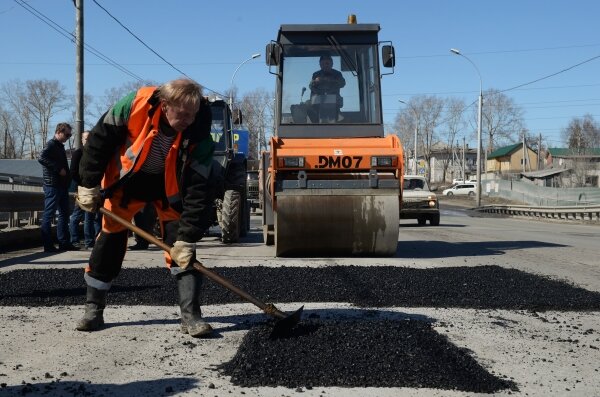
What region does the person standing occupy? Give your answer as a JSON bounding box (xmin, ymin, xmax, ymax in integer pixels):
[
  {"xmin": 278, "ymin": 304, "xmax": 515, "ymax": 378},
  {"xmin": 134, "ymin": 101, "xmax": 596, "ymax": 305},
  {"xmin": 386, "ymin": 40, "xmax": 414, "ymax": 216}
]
[
  {"xmin": 68, "ymin": 131, "xmax": 96, "ymax": 250},
  {"xmin": 75, "ymin": 78, "xmax": 215, "ymax": 337},
  {"xmin": 38, "ymin": 122, "xmax": 79, "ymax": 252}
]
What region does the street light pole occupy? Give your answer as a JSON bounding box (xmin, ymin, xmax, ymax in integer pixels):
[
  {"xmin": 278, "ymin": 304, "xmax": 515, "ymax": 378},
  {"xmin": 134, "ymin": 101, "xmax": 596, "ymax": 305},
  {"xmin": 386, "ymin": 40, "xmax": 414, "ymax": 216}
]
[
  {"xmin": 399, "ymin": 100, "xmax": 419, "ymax": 175},
  {"xmin": 450, "ymin": 48, "xmax": 483, "ymax": 207},
  {"xmin": 230, "ymin": 53, "xmax": 260, "ymax": 110}
]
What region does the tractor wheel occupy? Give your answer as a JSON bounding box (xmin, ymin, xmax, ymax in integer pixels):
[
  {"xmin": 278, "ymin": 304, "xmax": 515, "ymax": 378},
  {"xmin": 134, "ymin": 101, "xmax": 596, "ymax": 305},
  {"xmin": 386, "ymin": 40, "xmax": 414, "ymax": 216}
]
[{"xmin": 220, "ymin": 190, "xmax": 241, "ymax": 243}]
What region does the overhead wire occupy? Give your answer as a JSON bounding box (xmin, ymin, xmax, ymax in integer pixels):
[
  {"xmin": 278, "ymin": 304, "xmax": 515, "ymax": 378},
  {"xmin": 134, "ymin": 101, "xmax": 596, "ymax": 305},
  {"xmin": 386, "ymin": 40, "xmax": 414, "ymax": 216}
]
[
  {"xmin": 13, "ymin": 0, "xmax": 144, "ymax": 81},
  {"xmin": 499, "ymin": 53, "xmax": 600, "ymax": 93},
  {"xmin": 90, "ymin": 0, "xmax": 225, "ymax": 97}
]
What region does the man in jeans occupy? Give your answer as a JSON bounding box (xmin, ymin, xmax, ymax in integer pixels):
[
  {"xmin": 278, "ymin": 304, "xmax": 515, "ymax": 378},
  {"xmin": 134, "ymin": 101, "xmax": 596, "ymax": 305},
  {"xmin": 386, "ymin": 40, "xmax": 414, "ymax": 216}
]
[
  {"xmin": 69, "ymin": 131, "xmax": 97, "ymax": 250},
  {"xmin": 38, "ymin": 123, "xmax": 79, "ymax": 252}
]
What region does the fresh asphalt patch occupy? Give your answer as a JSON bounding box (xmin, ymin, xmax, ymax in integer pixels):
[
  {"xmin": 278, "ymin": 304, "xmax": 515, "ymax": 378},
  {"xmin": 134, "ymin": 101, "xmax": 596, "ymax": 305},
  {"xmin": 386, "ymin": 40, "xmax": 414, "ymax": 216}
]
[{"xmin": 1, "ymin": 265, "xmax": 599, "ymax": 311}]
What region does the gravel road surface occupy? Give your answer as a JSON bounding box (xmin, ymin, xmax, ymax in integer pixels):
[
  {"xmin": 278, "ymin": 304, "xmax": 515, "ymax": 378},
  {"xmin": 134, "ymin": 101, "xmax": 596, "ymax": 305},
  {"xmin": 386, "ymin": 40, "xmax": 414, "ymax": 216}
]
[{"xmin": 1, "ymin": 206, "xmax": 599, "ymax": 397}]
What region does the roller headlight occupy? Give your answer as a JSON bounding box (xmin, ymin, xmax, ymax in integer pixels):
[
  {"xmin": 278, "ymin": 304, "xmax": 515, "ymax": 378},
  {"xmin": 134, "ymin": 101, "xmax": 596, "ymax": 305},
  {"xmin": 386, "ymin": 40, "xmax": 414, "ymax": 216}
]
[{"xmin": 371, "ymin": 156, "xmax": 397, "ymax": 167}]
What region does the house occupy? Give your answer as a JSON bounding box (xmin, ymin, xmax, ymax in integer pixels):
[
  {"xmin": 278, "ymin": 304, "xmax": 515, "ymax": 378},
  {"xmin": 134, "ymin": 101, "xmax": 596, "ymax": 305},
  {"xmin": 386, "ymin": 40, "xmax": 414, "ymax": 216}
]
[
  {"xmin": 428, "ymin": 144, "xmax": 477, "ymax": 184},
  {"xmin": 544, "ymin": 147, "xmax": 600, "ymax": 187},
  {"xmin": 486, "ymin": 143, "xmax": 539, "ymax": 174},
  {"xmin": 407, "ymin": 142, "xmax": 477, "ymax": 185}
]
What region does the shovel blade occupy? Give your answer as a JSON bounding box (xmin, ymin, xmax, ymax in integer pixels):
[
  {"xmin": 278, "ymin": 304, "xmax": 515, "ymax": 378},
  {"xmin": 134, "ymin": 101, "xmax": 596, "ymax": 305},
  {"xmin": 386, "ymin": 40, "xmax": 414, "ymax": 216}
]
[{"xmin": 269, "ymin": 306, "xmax": 304, "ymax": 339}]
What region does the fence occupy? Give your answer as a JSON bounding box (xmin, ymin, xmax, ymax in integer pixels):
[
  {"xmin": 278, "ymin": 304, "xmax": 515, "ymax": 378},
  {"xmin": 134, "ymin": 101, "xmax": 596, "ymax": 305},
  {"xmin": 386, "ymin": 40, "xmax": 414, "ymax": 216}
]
[{"xmin": 482, "ymin": 177, "xmax": 600, "ymax": 206}]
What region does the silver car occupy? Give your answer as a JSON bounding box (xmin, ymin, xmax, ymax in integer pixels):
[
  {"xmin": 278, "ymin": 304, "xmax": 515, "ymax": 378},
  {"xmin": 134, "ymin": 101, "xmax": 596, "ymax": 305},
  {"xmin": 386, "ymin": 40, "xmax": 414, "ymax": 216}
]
[{"xmin": 400, "ymin": 175, "xmax": 440, "ymax": 226}]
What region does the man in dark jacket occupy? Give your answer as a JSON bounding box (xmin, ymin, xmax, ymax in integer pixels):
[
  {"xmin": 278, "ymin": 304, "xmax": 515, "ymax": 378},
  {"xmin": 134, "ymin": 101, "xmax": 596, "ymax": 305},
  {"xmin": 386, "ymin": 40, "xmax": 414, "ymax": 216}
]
[
  {"xmin": 75, "ymin": 78, "xmax": 215, "ymax": 337},
  {"xmin": 38, "ymin": 122, "xmax": 78, "ymax": 252},
  {"xmin": 308, "ymin": 54, "xmax": 346, "ymax": 123},
  {"xmin": 68, "ymin": 131, "xmax": 97, "ymax": 249}
]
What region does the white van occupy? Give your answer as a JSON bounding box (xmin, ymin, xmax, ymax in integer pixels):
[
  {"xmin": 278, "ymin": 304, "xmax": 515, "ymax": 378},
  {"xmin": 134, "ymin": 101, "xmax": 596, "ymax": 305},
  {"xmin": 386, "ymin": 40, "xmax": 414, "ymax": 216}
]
[{"xmin": 442, "ymin": 183, "xmax": 477, "ymax": 196}]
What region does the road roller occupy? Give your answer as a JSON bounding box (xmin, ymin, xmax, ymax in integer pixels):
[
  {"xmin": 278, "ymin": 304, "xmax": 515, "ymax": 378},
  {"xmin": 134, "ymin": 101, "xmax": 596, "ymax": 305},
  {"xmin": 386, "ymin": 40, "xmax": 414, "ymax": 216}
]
[{"xmin": 260, "ymin": 16, "xmax": 404, "ymax": 256}]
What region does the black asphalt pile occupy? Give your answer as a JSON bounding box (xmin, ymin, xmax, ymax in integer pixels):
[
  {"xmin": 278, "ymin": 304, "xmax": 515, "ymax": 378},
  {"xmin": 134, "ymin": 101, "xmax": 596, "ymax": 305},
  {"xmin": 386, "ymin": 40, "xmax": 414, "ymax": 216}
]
[
  {"xmin": 218, "ymin": 318, "xmax": 517, "ymax": 393},
  {"xmin": 1, "ymin": 265, "xmax": 600, "ymax": 311}
]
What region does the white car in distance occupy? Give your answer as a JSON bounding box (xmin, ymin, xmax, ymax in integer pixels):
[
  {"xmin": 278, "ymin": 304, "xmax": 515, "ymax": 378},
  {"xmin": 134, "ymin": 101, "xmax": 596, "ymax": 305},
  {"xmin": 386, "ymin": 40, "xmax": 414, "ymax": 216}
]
[{"xmin": 442, "ymin": 183, "xmax": 477, "ymax": 197}]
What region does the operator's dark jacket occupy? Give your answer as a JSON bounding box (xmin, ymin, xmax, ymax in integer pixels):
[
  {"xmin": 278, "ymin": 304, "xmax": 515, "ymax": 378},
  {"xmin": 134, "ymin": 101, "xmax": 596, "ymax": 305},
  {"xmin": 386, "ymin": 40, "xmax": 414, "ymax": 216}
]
[
  {"xmin": 69, "ymin": 147, "xmax": 83, "ymax": 187},
  {"xmin": 38, "ymin": 137, "xmax": 70, "ymax": 188},
  {"xmin": 79, "ymin": 90, "xmax": 214, "ymax": 243}
]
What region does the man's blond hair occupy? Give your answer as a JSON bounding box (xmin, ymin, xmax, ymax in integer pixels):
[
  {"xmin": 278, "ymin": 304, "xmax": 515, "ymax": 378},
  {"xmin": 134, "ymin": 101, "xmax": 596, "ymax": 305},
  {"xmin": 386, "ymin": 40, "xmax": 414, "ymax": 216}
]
[{"xmin": 157, "ymin": 78, "xmax": 203, "ymax": 108}]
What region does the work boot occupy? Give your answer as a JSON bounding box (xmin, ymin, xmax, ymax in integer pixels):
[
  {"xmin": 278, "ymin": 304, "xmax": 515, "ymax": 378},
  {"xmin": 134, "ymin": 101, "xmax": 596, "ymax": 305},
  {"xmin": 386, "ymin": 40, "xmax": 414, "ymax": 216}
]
[
  {"xmin": 176, "ymin": 271, "xmax": 213, "ymax": 337},
  {"xmin": 76, "ymin": 286, "xmax": 107, "ymax": 331}
]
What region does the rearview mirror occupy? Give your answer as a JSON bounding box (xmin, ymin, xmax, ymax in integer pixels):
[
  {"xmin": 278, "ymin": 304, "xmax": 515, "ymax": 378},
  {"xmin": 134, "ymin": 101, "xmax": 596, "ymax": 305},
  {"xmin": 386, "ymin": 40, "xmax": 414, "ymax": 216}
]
[
  {"xmin": 266, "ymin": 43, "xmax": 281, "ymax": 66},
  {"xmin": 382, "ymin": 45, "xmax": 395, "ymax": 68}
]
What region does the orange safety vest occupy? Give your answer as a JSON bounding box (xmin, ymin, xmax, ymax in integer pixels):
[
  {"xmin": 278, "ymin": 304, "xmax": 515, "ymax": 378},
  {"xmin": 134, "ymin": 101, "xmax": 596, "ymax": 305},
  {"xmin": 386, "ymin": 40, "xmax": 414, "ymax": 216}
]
[{"xmin": 101, "ymin": 86, "xmax": 183, "ymax": 206}]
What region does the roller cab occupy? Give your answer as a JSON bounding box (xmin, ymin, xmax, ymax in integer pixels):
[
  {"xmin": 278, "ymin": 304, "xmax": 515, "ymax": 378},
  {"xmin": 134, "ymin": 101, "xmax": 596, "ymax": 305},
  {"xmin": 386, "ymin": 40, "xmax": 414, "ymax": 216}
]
[{"xmin": 262, "ymin": 18, "xmax": 403, "ymax": 256}]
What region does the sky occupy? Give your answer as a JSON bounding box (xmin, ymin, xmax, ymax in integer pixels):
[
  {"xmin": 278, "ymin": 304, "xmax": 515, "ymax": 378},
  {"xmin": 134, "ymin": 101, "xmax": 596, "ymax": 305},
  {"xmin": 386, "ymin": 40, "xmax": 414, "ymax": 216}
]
[{"xmin": 1, "ymin": 0, "xmax": 599, "ymax": 149}]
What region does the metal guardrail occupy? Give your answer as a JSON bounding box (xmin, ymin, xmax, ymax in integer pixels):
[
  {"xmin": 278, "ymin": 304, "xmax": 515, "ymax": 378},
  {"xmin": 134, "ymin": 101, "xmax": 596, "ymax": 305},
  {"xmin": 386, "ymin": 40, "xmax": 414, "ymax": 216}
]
[
  {"xmin": 0, "ymin": 190, "xmax": 48, "ymax": 228},
  {"xmin": 477, "ymin": 204, "xmax": 600, "ymax": 222}
]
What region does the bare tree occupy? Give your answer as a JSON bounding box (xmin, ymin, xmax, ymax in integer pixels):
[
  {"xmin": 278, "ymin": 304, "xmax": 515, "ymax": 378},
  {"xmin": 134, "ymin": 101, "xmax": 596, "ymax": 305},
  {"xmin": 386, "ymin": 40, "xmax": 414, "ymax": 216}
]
[
  {"xmin": 1, "ymin": 80, "xmax": 34, "ymax": 158},
  {"xmin": 25, "ymin": 79, "xmax": 69, "ymax": 155},
  {"xmin": 479, "ymin": 89, "xmax": 524, "ymax": 152},
  {"xmin": 562, "ymin": 114, "xmax": 599, "ymax": 153},
  {"xmin": 68, "ymin": 92, "xmax": 95, "ymax": 133},
  {"xmin": 240, "ymin": 88, "xmax": 275, "ymax": 160},
  {"xmin": 395, "ymin": 95, "xmax": 444, "ymax": 179},
  {"xmin": 439, "ymin": 97, "xmax": 467, "ymax": 182},
  {"xmin": 393, "ymin": 111, "xmax": 416, "ymax": 172},
  {"xmin": 0, "ymin": 106, "xmax": 16, "ymax": 158},
  {"xmin": 93, "ymin": 80, "xmax": 157, "ymax": 120}
]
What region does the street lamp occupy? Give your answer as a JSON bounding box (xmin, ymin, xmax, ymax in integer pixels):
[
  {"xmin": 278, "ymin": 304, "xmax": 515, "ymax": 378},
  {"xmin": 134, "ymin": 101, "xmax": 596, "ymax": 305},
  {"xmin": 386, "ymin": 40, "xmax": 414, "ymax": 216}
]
[
  {"xmin": 450, "ymin": 48, "xmax": 483, "ymax": 207},
  {"xmin": 229, "ymin": 53, "xmax": 260, "ymax": 109},
  {"xmin": 399, "ymin": 100, "xmax": 419, "ymax": 175}
]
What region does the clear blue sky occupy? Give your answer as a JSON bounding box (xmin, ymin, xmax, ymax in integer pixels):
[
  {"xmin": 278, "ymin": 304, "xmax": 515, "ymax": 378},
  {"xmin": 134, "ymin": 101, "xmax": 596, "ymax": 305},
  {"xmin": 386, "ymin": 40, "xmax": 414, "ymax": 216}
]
[{"xmin": 1, "ymin": 0, "xmax": 599, "ymax": 148}]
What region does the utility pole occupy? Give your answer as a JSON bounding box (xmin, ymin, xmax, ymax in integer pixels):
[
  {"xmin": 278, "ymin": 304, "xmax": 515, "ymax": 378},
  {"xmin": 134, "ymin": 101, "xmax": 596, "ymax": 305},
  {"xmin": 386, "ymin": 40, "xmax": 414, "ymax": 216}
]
[
  {"xmin": 538, "ymin": 133, "xmax": 542, "ymax": 170},
  {"xmin": 3, "ymin": 127, "xmax": 7, "ymax": 158},
  {"xmin": 74, "ymin": 0, "xmax": 84, "ymax": 149},
  {"xmin": 462, "ymin": 137, "xmax": 466, "ymax": 180}
]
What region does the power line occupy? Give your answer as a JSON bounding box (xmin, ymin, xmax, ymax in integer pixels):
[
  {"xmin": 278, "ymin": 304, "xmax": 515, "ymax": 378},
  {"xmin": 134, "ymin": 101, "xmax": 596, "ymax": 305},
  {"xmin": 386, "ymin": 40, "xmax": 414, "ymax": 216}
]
[
  {"xmin": 90, "ymin": 0, "xmax": 225, "ymax": 97},
  {"xmin": 500, "ymin": 54, "xmax": 600, "ymax": 93},
  {"xmin": 91, "ymin": 0, "xmax": 189, "ymax": 78},
  {"xmin": 13, "ymin": 0, "xmax": 144, "ymax": 81},
  {"xmin": 397, "ymin": 43, "xmax": 600, "ymax": 60}
]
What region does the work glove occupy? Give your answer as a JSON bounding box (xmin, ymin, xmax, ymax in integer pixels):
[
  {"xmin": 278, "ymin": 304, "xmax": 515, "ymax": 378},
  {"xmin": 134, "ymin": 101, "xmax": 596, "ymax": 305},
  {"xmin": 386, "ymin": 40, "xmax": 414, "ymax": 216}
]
[
  {"xmin": 76, "ymin": 185, "xmax": 101, "ymax": 212},
  {"xmin": 170, "ymin": 241, "xmax": 196, "ymax": 270}
]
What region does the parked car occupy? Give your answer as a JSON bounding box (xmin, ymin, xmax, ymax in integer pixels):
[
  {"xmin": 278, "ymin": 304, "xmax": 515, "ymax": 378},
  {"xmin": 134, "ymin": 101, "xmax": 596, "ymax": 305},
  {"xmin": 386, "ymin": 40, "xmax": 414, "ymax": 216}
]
[
  {"xmin": 400, "ymin": 175, "xmax": 440, "ymax": 226},
  {"xmin": 442, "ymin": 183, "xmax": 477, "ymax": 196}
]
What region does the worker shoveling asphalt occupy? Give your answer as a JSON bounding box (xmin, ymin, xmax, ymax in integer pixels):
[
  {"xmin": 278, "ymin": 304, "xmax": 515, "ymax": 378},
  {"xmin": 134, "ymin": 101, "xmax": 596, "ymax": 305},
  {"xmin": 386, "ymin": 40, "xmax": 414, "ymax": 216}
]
[{"xmin": 99, "ymin": 207, "xmax": 303, "ymax": 338}]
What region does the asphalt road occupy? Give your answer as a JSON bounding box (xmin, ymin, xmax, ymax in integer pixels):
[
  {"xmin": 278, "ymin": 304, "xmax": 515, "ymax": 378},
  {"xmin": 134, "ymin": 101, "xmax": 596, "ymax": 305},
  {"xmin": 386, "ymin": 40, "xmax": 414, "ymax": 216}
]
[{"xmin": 0, "ymin": 202, "xmax": 599, "ymax": 397}]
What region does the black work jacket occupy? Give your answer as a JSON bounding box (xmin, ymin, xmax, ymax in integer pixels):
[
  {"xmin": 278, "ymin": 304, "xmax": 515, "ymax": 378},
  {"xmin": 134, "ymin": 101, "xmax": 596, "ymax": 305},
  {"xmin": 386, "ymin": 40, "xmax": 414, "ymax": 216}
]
[{"xmin": 38, "ymin": 137, "xmax": 70, "ymax": 188}]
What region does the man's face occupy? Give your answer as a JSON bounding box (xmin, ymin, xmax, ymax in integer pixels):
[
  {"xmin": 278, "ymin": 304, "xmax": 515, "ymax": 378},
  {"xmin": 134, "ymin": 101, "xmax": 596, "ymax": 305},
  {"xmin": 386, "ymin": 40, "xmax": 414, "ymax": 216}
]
[
  {"xmin": 57, "ymin": 128, "xmax": 72, "ymax": 143},
  {"xmin": 320, "ymin": 58, "xmax": 333, "ymax": 71},
  {"xmin": 162, "ymin": 101, "xmax": 199, "ymax": 132}
]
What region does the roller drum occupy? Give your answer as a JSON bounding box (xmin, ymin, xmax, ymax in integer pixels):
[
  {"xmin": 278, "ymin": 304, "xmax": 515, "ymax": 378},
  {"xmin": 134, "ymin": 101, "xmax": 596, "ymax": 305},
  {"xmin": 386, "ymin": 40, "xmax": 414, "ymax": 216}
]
[{"xmin": 274, "ymin": 190, "xmax": 399, "ymax": 256}]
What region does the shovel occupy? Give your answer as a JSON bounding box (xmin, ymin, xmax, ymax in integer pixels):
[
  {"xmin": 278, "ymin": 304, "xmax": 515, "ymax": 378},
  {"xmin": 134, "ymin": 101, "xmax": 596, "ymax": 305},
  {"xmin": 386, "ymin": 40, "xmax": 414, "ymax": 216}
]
[{"xmin": 98, "ymin": 207, "xmax": 303, "ymax": 337}]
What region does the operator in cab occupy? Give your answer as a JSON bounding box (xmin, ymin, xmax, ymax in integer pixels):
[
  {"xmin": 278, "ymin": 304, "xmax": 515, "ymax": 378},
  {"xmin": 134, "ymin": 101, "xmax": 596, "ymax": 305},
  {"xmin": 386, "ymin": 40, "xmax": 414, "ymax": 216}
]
[{"xmin": 308, "ymin": 54, "xmax": 345, "ymax": 123}]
